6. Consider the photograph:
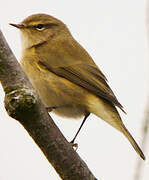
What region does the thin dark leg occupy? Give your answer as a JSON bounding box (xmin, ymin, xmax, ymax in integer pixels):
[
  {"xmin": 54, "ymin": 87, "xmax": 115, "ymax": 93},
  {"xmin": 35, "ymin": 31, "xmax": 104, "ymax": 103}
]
[{"xmin": 70, "ymin": 113, "xmax": 90, "ymax": 144}]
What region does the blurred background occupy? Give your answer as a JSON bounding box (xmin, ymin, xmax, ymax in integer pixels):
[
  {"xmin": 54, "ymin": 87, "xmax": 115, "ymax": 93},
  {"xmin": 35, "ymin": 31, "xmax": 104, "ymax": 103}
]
[{"xmin": 0, "ymin": 0, "xmax": 148, "ymax": 179}]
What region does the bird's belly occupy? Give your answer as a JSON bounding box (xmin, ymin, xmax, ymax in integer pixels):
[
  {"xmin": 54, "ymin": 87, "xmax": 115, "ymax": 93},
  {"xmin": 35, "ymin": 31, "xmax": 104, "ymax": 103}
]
[
  {"xmin": 53, "ymin": 105, "xmax": 87, "ymax": 118},
  {"xmin": 21, "ymin": 61, "xmax": 88, "ymax": 118}
]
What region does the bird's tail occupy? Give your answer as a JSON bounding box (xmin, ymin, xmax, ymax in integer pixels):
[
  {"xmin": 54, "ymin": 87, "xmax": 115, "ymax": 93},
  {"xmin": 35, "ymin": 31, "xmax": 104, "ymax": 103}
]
[
  {"xmin": 120, "ymin": 123, "xmax": 145, "ymax": 160},
  {"xmin": 87, "ymin": 94, "xmax": 145, "ymax": 160}
]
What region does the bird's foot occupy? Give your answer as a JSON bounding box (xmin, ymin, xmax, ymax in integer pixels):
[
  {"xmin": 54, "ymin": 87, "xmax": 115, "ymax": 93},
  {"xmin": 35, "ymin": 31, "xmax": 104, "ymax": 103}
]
[
  {"xmin": 46, "ymin": 106, "xmax": 57, "ymax": 112},
  {"xmin": 70, "ymin": 140, "xmax": 78, "ymax": 151}
]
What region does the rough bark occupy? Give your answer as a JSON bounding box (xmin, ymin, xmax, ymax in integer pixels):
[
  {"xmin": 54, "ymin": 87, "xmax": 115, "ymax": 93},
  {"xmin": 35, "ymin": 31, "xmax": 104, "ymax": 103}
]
[{"xmin": 0, "ymin": 30, "xmax": 98, "ymax": 180}]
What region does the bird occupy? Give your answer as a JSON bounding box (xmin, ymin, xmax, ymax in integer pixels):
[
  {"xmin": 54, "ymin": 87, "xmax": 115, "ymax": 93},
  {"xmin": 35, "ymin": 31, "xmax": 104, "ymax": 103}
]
[{"xmin": 10, "ymin": 13, "xmax": 145, "ymax": 160}]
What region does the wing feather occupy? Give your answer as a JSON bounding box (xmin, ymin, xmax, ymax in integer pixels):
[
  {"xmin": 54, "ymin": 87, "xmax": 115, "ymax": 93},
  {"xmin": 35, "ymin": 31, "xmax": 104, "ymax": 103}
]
[{"xmin": 36, "ymin": 37, "xmax": 125, "ymax": 113}]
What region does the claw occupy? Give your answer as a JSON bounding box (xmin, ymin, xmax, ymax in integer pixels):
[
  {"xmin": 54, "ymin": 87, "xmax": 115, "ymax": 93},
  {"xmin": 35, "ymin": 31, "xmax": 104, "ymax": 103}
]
[
  {"xmin": 70, "ymin": 141, "xmax": 78, "ymax": 151},
  {"xmin": 46, "ymin": 106, "xmax": 56, "ymax": 112}
]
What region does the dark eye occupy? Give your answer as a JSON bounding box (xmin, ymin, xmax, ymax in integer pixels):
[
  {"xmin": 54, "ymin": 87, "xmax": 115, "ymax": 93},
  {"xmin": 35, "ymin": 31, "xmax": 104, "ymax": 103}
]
[{"xmin": 36, "ymin": 24, "xmax": 45, "ymax": 30}]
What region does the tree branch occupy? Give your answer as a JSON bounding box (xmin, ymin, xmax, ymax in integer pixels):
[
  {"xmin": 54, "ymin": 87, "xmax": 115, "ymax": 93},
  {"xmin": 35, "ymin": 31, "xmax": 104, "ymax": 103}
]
[{"xmin": 0, "ymin": 29, "xmax": 98, "ymax": 180}]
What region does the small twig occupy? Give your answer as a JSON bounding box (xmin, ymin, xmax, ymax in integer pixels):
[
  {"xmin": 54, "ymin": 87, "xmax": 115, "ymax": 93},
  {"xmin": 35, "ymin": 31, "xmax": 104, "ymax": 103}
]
[{"xmin": 134, "ymin": 101, "xmax": 149, "ymax": 180}]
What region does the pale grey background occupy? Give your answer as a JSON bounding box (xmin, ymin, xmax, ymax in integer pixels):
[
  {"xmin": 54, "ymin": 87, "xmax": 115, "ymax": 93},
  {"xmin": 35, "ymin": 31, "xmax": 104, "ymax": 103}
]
[{"xmin": 0, "ymin": 0, "xmax": 148, "ymax": 179}]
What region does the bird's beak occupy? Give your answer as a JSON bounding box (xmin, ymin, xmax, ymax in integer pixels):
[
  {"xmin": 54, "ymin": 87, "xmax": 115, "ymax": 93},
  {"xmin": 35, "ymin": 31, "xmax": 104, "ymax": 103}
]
[{"xmin": 9, "ymin": 23, "xmax": 25, "ymax": 29}]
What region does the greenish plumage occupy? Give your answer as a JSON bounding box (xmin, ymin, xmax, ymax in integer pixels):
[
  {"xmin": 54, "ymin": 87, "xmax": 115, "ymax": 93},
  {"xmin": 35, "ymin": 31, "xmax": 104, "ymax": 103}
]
[{"xmin": 10, "ymin": 13, "xmax": 145, "ymax": 160}]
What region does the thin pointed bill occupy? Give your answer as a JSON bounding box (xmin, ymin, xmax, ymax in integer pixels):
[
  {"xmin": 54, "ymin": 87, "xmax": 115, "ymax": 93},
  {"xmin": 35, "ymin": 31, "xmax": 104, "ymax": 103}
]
[{"xmin": 9, "ymin": 23, "xmax": 24, "ymax": 29}]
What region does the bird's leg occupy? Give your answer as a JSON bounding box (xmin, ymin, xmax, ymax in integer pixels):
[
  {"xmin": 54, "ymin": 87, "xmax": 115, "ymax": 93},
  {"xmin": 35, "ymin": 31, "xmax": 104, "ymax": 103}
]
[
  {"xmin": 70, "ymin": 113, "xmax": 90, "ymax": 148},
  {"xmin": 46, "ymin": 106, "xmax": 57, "ymax": 112}
]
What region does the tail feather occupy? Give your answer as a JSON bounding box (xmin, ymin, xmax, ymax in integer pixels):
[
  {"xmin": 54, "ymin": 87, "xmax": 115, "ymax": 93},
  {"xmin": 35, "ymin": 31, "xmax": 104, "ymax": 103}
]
[
  {"xmin": 120, "ymin": 124, "xmax": 145, "ymax": 160},
  {"xmin": 87, "ymin": 94, "xmax": 145, "ymax": 160}
]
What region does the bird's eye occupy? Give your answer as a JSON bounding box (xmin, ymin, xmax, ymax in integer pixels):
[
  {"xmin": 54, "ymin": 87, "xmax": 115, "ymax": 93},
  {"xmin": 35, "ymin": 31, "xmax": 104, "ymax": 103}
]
[{"xmin": 36, "ymin": 24, "xmax": 45, "ymax": 30}]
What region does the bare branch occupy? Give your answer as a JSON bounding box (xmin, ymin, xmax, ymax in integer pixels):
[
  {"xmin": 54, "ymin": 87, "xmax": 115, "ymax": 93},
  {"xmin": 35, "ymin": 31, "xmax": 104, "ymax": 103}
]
[
  {"xmin": 0, "ymin": 29, "xmax": 98, "ymax": 180},
  {"xmin": 133, "ymin": 2, "xmax": 149, "ymax": 179},
  {"xmin": 134, "ymin": 101, "xmax": 149, "ymax": 180}
]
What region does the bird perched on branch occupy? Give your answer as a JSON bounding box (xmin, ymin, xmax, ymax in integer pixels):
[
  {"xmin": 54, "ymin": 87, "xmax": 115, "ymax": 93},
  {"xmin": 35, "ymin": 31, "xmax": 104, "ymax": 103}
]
[{"xmin": 10, "ymin": 13, "xmax": 145, "ymax": 160}]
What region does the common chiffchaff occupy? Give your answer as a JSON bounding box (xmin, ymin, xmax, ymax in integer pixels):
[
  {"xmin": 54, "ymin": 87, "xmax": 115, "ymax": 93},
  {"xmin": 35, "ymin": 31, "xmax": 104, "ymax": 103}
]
[{"xmin": 10, "ymin": 13, "xmax": 145, "ymax": 160}]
